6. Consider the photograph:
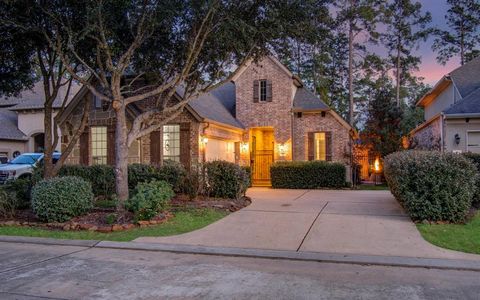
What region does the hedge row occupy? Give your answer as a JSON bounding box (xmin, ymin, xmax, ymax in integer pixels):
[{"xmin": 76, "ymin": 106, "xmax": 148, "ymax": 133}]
[
  {"xmin": 384, "ymin": 151, "xmax": 477, "ymax": 223},
  {"xmin": 58, "ymin": 161, "xmax": 185, "ymax": 197},
  {"xmin": 270, "ymin": 161, "xmax": 346, "ymax": 189},
  {"xmin": 463, "ymin": 152, "xmax": 480, "ymax": 206}
]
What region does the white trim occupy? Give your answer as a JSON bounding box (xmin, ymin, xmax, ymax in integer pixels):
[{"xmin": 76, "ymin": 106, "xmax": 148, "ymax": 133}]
[{"xmin": 466, "ymin": 130, "xmax": 480, "ymax": 152}]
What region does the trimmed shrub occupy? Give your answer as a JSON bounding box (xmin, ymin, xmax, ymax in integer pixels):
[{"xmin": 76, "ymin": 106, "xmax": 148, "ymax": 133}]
[
  {"xmin": 181, "ymin": 164, "xmax": 205, "ymax": 200},
  {"xmin": 59, "ymin": 164, "xmax": 115, "ymax": 197},
  {"xmin": 125, "ymin": 180, "xmax": 174, "ymax": 221},
  {"xmin": 128, "ymin": 164, "xmax": 160, "ymax": 190},
  {"xmin": 270, "ymin": 161, "xmax": 346, "ymax": 189},
  {"xmin": 463, "ymin": 152, "xmax": 480, "ymax": 207},
  {"xmin": 0, "ymin": 187, "xmax": 17, "ymax": 218},
  {"xmin": 156, "ymin": 160, "xmax": 186, "ymax": 192},
  {"xmin": 3, "ymin": 178, "xmax": 32, "ymax": 209},
  {"xmin": 204, "ymin": 161, "xmax": 249, "ymax": 199},
  {"xmin": 32, "ymin": 176, "xmax": 94, "ymax": 222},
  {"xmin": 384, "ymin": 151, "xmax": 477, "ymax": 223}
]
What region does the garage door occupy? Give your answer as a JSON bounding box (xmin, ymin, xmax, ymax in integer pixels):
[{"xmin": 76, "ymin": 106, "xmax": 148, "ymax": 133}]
[
  {"xmin": 205, "ymin": 139, "xmax": 235, "ymax": 162},
  {"xmin": 467, "ymin": 132, "xmax": 480, "ymax": 153}
]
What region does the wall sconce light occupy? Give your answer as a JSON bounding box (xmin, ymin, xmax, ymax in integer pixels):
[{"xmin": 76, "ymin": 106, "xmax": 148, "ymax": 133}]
[
  {"xmin": 201, "ymin": 136, "xmax": 208, "ymax": 145},
  {"xmin": 278, "ymin": 143, "xmax": 287, "ymax": 157},
  {"xmin": 454, "ymin": 133, "xmax": 460, "ymax": 145},
  {"xmin": 240, "ymin": 142, "xmax": 249, "ymax": 153}
]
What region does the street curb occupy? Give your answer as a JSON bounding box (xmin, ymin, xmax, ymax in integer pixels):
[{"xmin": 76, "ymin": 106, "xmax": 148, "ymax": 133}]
[
  {"xmin": 98, "ymin": 241, "xmax": 480, "ymax": 272},
  {"xmin": 0, "ymin": 236, "xmax": 99, "ymax": 247},
  {"xmin": 2, "ymin": 235, "xmax": 480, "ymax": 272}
]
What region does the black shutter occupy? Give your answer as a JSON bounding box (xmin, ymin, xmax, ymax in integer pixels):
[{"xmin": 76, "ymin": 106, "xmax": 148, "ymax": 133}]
[
  {"xmin": 308, "ymin": 132, "xmax": 314, "ymax": 161},
  {"xmin": 179, "ymin": 123, "xmax": 191, "ymax": 169},
  {"xmin": 326, "ymin": 132, "xmax": 332, "ymax": 161},
  {"xmin": 253, "ymin": 80, "xmax": 259, "ymax": 103},
  {"xmin": 79, "ymin": 127, "xmax": 90, "ymax": 166},
  {"xmin": 107, "ymin": 125, "xmax": 115, "ymax": 165},
  {"xmin": 266, "ymin": 80, "xmax": 272, "ymax": 102},
  {"xmin": 150, "ymin": 130, "xmax": 161, "ymax": 165}
]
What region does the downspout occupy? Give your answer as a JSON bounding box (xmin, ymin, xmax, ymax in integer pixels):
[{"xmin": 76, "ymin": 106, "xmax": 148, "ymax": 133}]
[
  {"xmin": 290, "ymin": 110, "xmax": 295, "ymax": 161},
  {"xmin": 440, "ymin": 112, "xmax": 445, "ymax": 153}
]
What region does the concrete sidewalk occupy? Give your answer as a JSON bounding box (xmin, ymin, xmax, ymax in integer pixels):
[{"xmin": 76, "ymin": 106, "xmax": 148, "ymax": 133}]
[{"xmin": 135, "ymin": 188, "xmax": 480, "ymax": 261}]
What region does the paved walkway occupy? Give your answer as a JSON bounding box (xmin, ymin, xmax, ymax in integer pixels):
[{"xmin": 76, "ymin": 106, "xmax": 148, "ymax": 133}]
[{"xmin": 135, "ymin": 188, "xmax": 480, "ymax": 260}]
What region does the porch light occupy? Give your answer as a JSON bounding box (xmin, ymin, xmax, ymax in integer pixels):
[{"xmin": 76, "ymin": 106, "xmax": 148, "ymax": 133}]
[
  {"xmin": 454, "ymin": 133, "xmax": 460, "ymax": 145},
  {"xmin": 374, "ymin": 157, "xmax": 380, "ymax": 172},
  {"xmin": 240, "ymin": 142, "xmax": 249, "ymax": 153},
  {"xmin": 278, "ymin": 143, "xmax": 287, "ymax": 157},
  {"xmin": 201, "ymin": 136, "xmax": 209, "ymax": 144}
]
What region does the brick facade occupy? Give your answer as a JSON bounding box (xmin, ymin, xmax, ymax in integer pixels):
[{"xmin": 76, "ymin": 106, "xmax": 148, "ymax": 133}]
[{"xmin": 410, "ymin": 117, "xmax": 442, "ymax": 151}]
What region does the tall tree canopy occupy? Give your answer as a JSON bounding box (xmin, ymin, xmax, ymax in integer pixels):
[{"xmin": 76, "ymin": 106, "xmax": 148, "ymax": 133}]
[
  {"xmin": 380, "ymin": 0, "xmax": 431, "ymax": 106},
  {"xmin": 432, "ymin": 0, "xmax": 480, "ymax": 65},
  {"xmin": 8, "ymin": 0, "xmax": 311, "ymax": 204}
]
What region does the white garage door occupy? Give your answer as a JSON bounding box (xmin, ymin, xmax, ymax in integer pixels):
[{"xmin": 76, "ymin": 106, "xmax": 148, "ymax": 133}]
[
  {"xmin": 205, "ymin": 139, "xmax": 235, "ymax": 162},
  {"xmin": 468, "ymin": 131, "xmax": 480, "ymax": 153}
]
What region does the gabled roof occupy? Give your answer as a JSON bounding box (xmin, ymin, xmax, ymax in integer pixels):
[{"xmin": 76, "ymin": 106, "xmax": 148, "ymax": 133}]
[
  {"xmin": 188, "ymin": 82, "xmax": 244, "ymax": 129},
  {"xmin": 0, "ymin": 81, "xmax": 80, "ymax": 111},
  {"xmin": 449, "ymin": 56, "xmax": 480, "ymax": 98},
  {"xmin": 444, "ymin": 87, "xmax": 480, "ymax": 117},
  {"xmin": 0, "ymin": 108, "xmax": 28, "ymax": 141},
  {"xmin": 292, "ymin": 87, "xmax": 330, "ymax": 111}
]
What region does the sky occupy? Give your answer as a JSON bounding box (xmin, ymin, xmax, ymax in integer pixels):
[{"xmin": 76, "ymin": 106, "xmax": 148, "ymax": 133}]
[{"xmin": 413, "ymin": 0, "xmax": 460, "ymax": 86}]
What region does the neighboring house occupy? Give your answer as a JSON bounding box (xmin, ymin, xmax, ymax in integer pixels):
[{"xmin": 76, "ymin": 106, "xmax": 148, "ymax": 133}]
[
  {"xmin": 0, "ymin": 81, "xmax": 80, "ymax": 163},
  {"xmin": 60, "ymin": 56, "xmax": 356, "ymax": 186},
  {"xmin": 411, "ymin": 57, "xmax": 480, "ymax": 153}
]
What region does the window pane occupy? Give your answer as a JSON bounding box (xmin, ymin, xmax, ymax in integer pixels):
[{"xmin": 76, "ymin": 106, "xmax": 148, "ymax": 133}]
[
  {"xmin": 314, "ymin": 132, "xmax": 326, "ymax": 161},
  {"xmin": 91, "ymin": 126, "xmax": 108, "ymax": 165},
  {"xmin": 163, "ymin": 124, "xmax": 180, "ymax": 162},
  {"xmin": 260, "ymin": 80, "xmax": 267, "ymax": 101}
]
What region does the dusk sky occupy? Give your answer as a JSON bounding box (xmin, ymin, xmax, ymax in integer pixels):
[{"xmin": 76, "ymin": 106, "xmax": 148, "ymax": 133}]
[{"xmin": 413, "ymin": 0, "xmax": 461, "ymax": 86}]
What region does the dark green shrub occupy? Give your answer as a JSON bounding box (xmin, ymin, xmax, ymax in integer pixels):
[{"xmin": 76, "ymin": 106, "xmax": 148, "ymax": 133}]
[
  {"xmin": 242, "ymin": 166, "xmax": 252, "ymax": 188},
  {"xmin": 3, "ymin": 178, "xmax": 32, "ymax": 209},
  {"xmin": 181, "ymin": 164, "xmax": 205, "ymax": 200},
  {"xmin": 125, "ymin": 180, "xmax": 174, "ymax": 221},
  {"xmin": 31, "ymin": 176, "xmax": 94, "ymax": 222},
  {"xmin": 204, "ymin": 161, "xmax": 249, "ymax": 199},
  {"xmin": 0, "ymin": 187, "xmax": 17, "ymax": 218},
  {"xmin": 463, "ymin": 152, "xmax": 480, "ymax": 207},
  {"xmin": 384, "ymin": 151, "xmax": 477, "ymax": 223},
  {"xmin": 59, "ymin": 165, "xmax": 115, "ymax": 197},
  {"xmin": 270, "ymin": 161, "xmax": 346, "ymax": 189},
  {"xmin": 157, "ymin": 160, "xmax": 186, "ymax": 192},
  {"xmin": 105, "ymin": 213, "xmax": 117, "ymax": 225},
  {"xmin": 128, "ymin": 164, "xmax": 159, "ymax": 190}
]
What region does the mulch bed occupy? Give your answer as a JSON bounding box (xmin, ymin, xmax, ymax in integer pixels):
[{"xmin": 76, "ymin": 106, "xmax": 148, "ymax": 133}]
[{"xmin": 0, "ymin": 194, "xmax": 251, "ymax": 232}]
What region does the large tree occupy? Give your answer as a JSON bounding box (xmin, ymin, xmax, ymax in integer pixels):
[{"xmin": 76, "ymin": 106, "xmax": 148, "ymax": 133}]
[
  {"xmin": 34, "ymin": 0, "xmax": 309, "ymax": 205},
  {"xmin": 336, "ymin": 0, "xmax": 381, "ymax": 125},
  {"xmin": 432, "ymin": 0, "xmax": 480, "ymax": 65},
  {"xmin": 380, "ymin": 0, "xmax": 431, "ymax": 107},
  {"xmin": 0, "ymin": 1, "xmax": 91, "ymax": 179}
]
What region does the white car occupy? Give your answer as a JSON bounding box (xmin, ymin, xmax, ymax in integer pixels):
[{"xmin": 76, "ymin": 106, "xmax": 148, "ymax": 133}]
[{"xmin": 0, "ymin": 152, "xmax": 61, "ymax": 184}]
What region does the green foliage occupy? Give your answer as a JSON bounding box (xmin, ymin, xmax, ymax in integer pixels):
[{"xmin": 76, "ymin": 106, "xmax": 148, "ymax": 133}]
[
  {"xmin": 204, "ymin": 161, "xmax": 249, "ymax": 199},
  {"xmin": 125, "ymin": 180, "xmax": 174, "ymax": 221},
  {"xmin": 0, "ymin": 187, "xmax": 17, "ymax": 218},
  {"xmin": 31, "ymin": 176, "xmax": 94, "ymax": 223},
  {"xmin": 180, "ymin": 164, "xmax": 205, "ymax": 200},
  {"xmin": 463, "ymin": 152, "xmax": 480, "ymax": 206},
  {"xmin": 105, "ymin": 213, "xmax": 117, "ymax": 225},
  {"xmin": 156, "ymin": 160, "xmax": 186, "ymax": 192},
  {"xmin": 270, "ymin": 161, "xmax": 346, "ymax": 189},
  {"xmin": 59, "ymin": 165, "xmax": 114, "ymax": 197},
  {"xmin": 384, "ymin": 151, "xmax": 477, "ymax": 223},
  {"xmin": 2, "ymin": 178, "xmax": 32, "ymax": 209}
]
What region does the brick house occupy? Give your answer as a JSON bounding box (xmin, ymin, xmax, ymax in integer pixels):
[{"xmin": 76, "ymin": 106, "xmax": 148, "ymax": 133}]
[{"xmin": 60, "ymin": 56, "xmax": 356, "ymax": 186}]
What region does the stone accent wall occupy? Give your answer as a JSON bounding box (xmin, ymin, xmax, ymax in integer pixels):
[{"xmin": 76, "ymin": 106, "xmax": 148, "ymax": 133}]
[
  {"xmin": 235, "ymin": 57, "xmax": 292, "ymax": 144},
  {"xmin": 292, "ymin": 112, "xmax": 351, "ymax": 164},
  {"xmin": 410, "ymin": 117, "xmax": 442, "ymax": 151}
]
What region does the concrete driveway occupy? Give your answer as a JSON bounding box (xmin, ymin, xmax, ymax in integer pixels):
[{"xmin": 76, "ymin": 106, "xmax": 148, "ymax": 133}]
[{"xmin": 135, "ymin": 188, "xmax": 480, "ymax": 260}]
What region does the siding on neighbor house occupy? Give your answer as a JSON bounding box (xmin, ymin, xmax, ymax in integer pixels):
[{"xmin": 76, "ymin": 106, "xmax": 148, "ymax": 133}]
[
  {"xmin": 445, "ymin": 117, "xmax": 480, "ymax": 153},
  {"xmin": 424, "ymin": 84, "xmax": 460, "ymax": 121}
]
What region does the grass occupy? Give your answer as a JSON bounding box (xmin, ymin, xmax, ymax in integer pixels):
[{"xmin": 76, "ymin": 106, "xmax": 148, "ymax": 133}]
[
  {"xmin": 0, "ymin": 208, "xmax": 227, "ymax": 242},
  {"xmin": 417, "ymin": 212, "xmax": 480, "ymax": 255},
  {"xmin": 356, "ymin": 184, "xmax": 390, "ymax": 190}
]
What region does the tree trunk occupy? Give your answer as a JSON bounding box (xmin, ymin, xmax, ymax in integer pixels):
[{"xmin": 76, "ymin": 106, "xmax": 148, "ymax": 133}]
[
  {"xmin": 114, "ymin": 101, "xmax": 129, "ymax": 208},
  {"xmin": 43, "ymin": 103, "xmax": 54, "ymax": 179},
  {"xmin": 348, "ymin": 19, "xmax": 354, "ymax": 126},
  {"xmin": 396, "ymin": 44, "xmax": 401, "ymax": 107},
  {"xmin": 460, "ymin": 23, "xmax": 465, "ymax": 65}
]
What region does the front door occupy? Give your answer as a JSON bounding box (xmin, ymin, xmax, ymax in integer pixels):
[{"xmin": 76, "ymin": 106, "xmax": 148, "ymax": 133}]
[{"xmin": 251, "ymin": 129, "xmax": 274, "ymax": 186}]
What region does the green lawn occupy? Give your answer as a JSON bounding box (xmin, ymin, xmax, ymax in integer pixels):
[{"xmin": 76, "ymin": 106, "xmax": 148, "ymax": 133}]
[
  {"xmin": 417, "ymin": 212, "xmax": 480, "ymax": 255},
  {"xmin": 0, "ymin": 208, "xmax": 227, "ymax": 242}
]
